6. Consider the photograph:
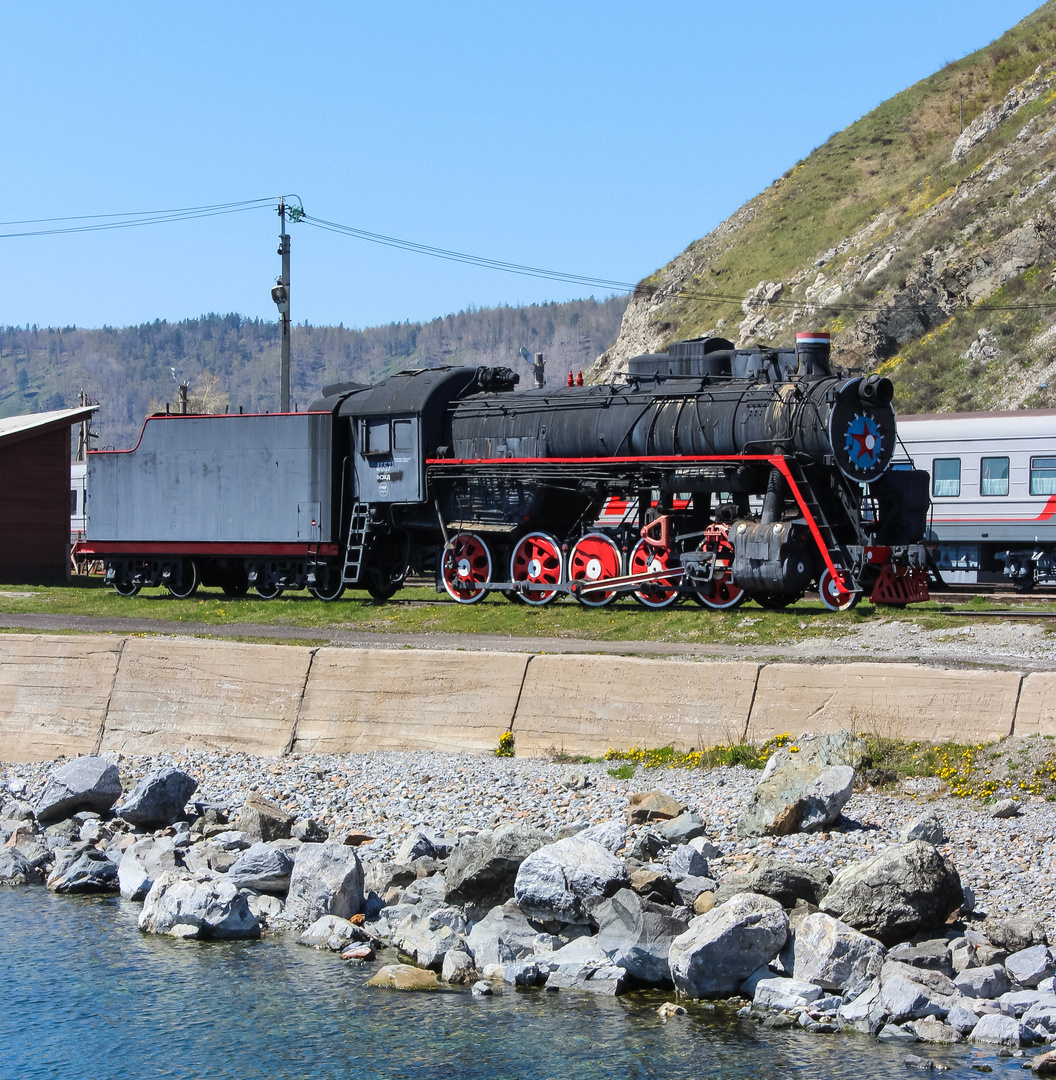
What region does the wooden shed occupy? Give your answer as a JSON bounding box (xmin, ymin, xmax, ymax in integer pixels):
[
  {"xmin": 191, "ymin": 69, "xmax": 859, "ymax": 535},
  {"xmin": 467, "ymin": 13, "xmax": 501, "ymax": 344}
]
[{"xmin": 0, "ymin": 407, "xmax": 97, "ymax": 583}]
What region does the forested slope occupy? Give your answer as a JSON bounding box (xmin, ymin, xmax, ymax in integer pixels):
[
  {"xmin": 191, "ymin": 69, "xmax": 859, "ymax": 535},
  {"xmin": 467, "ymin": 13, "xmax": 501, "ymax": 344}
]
[{"xmin": 0, "ymin": 296, "xmax": 626, "ymax": 449}]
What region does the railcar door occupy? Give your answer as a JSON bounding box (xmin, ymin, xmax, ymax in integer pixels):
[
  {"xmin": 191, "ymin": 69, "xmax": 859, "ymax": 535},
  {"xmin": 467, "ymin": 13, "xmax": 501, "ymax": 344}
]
[{"xmin": 354, "ymin": 415, "xmax": 423, "ymax": 503}]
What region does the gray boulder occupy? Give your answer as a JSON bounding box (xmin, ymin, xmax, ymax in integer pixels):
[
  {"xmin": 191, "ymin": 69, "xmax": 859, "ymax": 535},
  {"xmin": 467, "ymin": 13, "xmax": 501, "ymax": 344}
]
[
  {"xmin": 912, "ymin": 1017, "xmax": 962, "ymax": 1043},
  {"xmin": 235, "ymin": 793, "xmax": 294, "ymax": 842},
  {"xmin": 392, "ymin": 906, "xmax": 467, "ymax": 970},
  {"xmin": 714, "ymin": 860, "xmax": 831, "ymax": 909},
  {"xmin": 513, "ymin": 836, "xmax": 629, "ymax": 924},
  {"xmin": 118, "ymin": 836, "xmax": 183, "ymax": 900},
  {"xmin": 545, "ymin": 964, "xmax": 628, "ymax": 995},
  {"xmin": 900, "ymin": 811, "xmax": 947, "ymax": 846},
  {"xmin": 182, "ymin": 839, "xmax": 242, "ymax": 875},
  {"xmin": 1007, "ymin": 945, "xmax": 1055, "ymax": 988},
  {"xmin": 736, "ymin": 731, "xmax": 863, "ymax": 838},
  {"xmin": 0, "ymin": 847, "xmax": 42, "ymax": 885},
  {"xmin": 225, "ymin": 843, "xmax": 294, "ymax": 895},
  {"xmin": 1001, "ymin": 990, "xmax": 1056, "ymax": 1017},
  {"xmin": 969, "ymin": 1013, "xmax": 1036, "ymax": 1046},
  {"xmin": 838, "ymin": 979, "xmax": 887, "ymax": 1033},
  {"xmin": 283, "ymin": 842, "xmax": 364, "ymax": 925},
  {"xmin": 35, "ymin": 756, "xmax": 122, "ymax": 823},
  {"xmin": 395, "ymin": 828, "xmax": 453, "ymax": 863},
  {"xmin": 754, "ymin": 976, "xmax": 824, "ymax": 1011},
  {"xmin": 445, "ymin": 824, "xmax": 550, "ymax": 908},
  {"xmin": 990, "ymin": 799, "xmax": 1020, "ymax": 819},
  {"xmin": 946, "ymin": 1001, "xmax": 981, "ymax": 1036},
  {"xmin": 1022, "ymin": 1000, "xmax": 1056, "ymax": 1034},
  {"xmin": 789, "ymin": 911, "xmax": 886, "ymax": 992},
  {"xmin": 954, "ymin": 963, "xmax": 1013, "ymax": 999},
  {"xmin": 46, "ymin": 849, "xmax": 119, "ymax": 893},
  {"xmin": 594, "ymin": 888, "xmax": 689, "ymax": 985},
  {"xmin": 668, "ymin": 892, "xmax": 789, "ymax": 998},
  {"xmin": 888, "ymin": 938, "xmax": 955, "ymax": 975},
  {"xmin": 466, "ymin": 900, "xmax": 544, "ymax": 968},
  {"xmin": 298, "ymin": 914, "xmax": 370, "ymax": 950},
  {"xmin": 985, "ymin": 916, "xmax": 1046, "ymax": 953},
  {"xmin": 442, "ymin": 949, "xmax": 476, "ymax": 984},
  {"xmin": 738, "ymin": 751, "xmax": 854, "ymax": 837},
  {"xmin": 654, "ymin": 813, "xmax": 706, "ymax": 845},
  {"xmin": 667, "ymin": 844, "xmax": 709, "ymax": 879},
  {"xmin": 291, "ymin": 818, "xmax": 329, "ymax": 842},
  {"xmin": 116, "ymin": 768, "xmax": 198, "ymax": 827},
  {"xmin": 578, "ymin": 820, "xmax": 627, "ymax": 854},
  {"xmin": 878, "ymin": 973, "xmax": 951, "ymax": 1022},
  {"xmin": 139, "ymin": 870, "xmax": 260, "ymax": 939},
  {"xmin": 819, "ymin": 841, "xmax": 963, "ymax": 944}
]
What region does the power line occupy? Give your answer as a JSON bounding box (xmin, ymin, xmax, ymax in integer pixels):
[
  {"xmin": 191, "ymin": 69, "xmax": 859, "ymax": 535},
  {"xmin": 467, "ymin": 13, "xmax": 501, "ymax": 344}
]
[{"xmin": 0, "ymin": 198, "xmax": 276, "ymax": 239}]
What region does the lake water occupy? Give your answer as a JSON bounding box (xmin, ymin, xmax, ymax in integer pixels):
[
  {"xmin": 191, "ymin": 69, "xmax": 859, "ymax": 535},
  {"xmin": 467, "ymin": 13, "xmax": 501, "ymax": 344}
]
[{"xmin": 2, "ymin": 889, "xmax": 1028, "ymax": 1080}]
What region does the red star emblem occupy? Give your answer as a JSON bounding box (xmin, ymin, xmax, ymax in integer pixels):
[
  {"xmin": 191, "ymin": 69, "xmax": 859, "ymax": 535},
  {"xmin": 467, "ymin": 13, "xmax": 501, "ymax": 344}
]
[{"xmin": 852, "ymin": 429, "xmax": 874, "ymax": 460}]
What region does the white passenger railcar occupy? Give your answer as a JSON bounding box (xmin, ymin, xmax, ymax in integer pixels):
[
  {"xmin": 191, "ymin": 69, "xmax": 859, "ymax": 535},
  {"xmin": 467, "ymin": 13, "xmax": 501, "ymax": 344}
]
[{"xmin": 897, "ymin": 410, "xmax": 1056, "ymax": 589}]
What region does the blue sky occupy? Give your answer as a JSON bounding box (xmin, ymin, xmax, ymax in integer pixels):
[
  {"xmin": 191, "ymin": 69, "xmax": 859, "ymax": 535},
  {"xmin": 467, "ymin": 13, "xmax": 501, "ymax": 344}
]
[{"xmin": 0, "ymin": 1, "xmax": 1043, "ymax": 330}]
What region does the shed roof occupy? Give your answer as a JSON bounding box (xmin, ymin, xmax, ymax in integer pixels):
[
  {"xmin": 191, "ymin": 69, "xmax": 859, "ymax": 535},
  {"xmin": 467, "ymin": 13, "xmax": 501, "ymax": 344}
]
[{"xmin": 0, "ymin": 406, "xmax": 98, "ymax": 450}]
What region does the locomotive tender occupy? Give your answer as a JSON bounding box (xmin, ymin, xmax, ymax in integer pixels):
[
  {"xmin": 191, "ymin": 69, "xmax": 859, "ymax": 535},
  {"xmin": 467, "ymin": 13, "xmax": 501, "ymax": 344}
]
[{"xmin": 77, "ymin": 333, "xmax": 930, "ymax": 611}]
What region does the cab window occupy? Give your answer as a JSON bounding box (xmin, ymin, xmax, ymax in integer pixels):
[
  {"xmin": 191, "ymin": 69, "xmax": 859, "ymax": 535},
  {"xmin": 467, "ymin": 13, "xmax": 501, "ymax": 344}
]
[{"xmin": 932, "ymin": 458, "xmax": 961, "ymax": 498}]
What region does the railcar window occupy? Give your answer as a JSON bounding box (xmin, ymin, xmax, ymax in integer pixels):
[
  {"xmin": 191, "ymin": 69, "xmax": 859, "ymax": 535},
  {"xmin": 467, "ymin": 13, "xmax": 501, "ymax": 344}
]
[
  {"xmin": 393, "ymin": 419, "xmax": 413, "ymax": 453},
  {"xmin": 1031, "ymin": 457, "xmax": 1056, "ymax": 495},
  {"xmin": 981, "ymin": 457, "xmax": 1009, "ymax": 496},
  {"xmin": 932, "ymin": 458, "xmax": 961, "ymax": 497},
  {"xmin": 70, "ymin": 490, "xmax": 78, "ymax": 514}
]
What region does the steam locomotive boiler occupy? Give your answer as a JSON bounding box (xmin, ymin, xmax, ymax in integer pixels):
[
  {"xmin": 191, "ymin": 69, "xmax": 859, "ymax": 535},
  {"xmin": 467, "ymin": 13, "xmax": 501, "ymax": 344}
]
[{"xmin": 78, "ymin": 332, "xmax": 930, "ymax": 611}]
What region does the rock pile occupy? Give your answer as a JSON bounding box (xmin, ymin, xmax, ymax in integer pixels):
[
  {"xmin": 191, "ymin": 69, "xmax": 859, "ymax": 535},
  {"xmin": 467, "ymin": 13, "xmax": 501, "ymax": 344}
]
[{"xmin": 2, "ymin": 740, "xmax": 1056, "ymax": 1065}]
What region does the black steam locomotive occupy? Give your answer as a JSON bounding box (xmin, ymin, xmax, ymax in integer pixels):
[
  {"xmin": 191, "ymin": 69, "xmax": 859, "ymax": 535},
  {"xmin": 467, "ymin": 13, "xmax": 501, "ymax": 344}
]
[{"xmin": 77, "ymin": 333, "xmax": 930, "ymax": 611}]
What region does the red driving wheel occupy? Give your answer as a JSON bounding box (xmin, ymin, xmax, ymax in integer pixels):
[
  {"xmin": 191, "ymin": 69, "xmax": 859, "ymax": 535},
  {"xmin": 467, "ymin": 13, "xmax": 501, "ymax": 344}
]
[
  {"xmin": 695, "ymin": 524, "xmax": 746, "ymax": 610},
  {"xmin": 568, "ymin": 532, "xmax": 622, "ymax": 607},
  {"xmin": 629, "ymin": 539, "xmax": 680, "ymax": 609},
  {"xmin": 510, "ymin": 532, "xmax": 563, "ymax": 606},
  {"xmin": 441, "ymin": 532, "xmax": 492, "ymax": 603}
]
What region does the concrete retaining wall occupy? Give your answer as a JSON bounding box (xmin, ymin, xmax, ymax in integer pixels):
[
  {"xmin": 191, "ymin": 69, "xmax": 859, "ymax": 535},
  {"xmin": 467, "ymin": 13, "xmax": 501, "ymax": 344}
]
[{"xmin": 0, "ymin": 633, "xmax": 1042, "ymax": 763}]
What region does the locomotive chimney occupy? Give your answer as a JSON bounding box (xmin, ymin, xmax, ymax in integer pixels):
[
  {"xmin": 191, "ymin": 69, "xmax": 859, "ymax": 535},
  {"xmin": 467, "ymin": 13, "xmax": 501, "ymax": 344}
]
[{"xmin": 796, "ymin": 332, "xmax": 831, "ymax": 376}]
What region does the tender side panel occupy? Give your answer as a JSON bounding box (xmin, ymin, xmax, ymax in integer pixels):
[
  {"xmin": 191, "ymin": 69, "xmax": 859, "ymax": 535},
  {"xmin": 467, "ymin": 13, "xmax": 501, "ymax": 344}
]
[{"xmin": 87, "ymin": 413, "xmax": 333, "ymax": 544}]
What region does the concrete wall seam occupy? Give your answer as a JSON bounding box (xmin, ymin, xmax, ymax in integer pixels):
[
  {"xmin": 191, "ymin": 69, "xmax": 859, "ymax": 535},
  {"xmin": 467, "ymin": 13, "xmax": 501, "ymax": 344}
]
[
  {"xmin": 92, "ymin": 635, "xmax": 127, "ymax": 756},
  {"xmin": 741, "ymin": 663, "xmax": 763, "ymax": 745},
  {"xmin": 1009, "ymin": 672, "xmax": 1026, "ymax": 738},
  {"xmin": 506, "ymin": 653, "xmax": 536, "ymax": 737},
  {"xmin": 285, "ymin": 646, "xmax": 320, "ymax": 756}
]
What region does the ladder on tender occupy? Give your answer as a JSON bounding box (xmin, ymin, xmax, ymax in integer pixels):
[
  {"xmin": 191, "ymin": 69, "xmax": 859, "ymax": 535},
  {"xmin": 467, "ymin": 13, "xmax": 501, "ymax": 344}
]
[
  {"xmin": 783, "ymin": 461, "xmax": 860, "ymax": 590},
  {"xmin": 342, "ymin": 502, "xmax": 371, "ymax": 584}
]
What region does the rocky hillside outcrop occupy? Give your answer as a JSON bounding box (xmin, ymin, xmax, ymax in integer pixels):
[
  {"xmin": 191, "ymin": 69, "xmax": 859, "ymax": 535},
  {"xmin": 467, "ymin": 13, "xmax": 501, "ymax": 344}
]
[{"xmin": 590, "ymin": 3, "xmax": 1056, "ymax": 415}]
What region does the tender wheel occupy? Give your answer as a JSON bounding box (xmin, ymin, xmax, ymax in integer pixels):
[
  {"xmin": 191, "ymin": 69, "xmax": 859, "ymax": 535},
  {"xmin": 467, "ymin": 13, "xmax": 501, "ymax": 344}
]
[
  {"xmin": 441, "ymin": 533, "xmax": 492, "ymax": 603},
  {"xmin": 113, "ymin": 577, "xmax": 140, "ymax": 597},
  {"xmin": 166, "ymin": 560, "xmax": 199, "ymax": 599},
  {"xmin": 255, "ymin": 580, "xmax": 284, "ymax": 600},
  {"xmin": 695, "ymin": 524, "xmax": 746, "ymax": 610},
  {"xmin": 629, "ymin": 539, "xmax": 680, "ymax": 609},
  {"xmin": 365, "ymin": 567, "xmax": 403, "ymax": 602},
  {"xmin": 510, "ymin": 532, "xmax": 563, "ymax": 606},
  {"xmin": 818, "ymin": 567, "xmax": 861, "ymax": 611},
  {"xmin": 753, "ymin": 592, "xmax": 801, "ymax": 610},
  {"xmin": 309, "ymin": 564, "xmax": 346, "ymax": 602},
  {"xmin": 568, "ymin": 532, "xmax": 622, "ymax": 607},
  {"xmin": 219, "ymin": 569, "xmax": 249, "ymax": 598}
]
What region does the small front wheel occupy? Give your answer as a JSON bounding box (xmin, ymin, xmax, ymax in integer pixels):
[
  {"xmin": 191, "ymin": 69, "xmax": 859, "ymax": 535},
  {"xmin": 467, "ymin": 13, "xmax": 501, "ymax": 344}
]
[{"xmin": 818, "ymin": 568, "xmax": 860, "ymax": 611}]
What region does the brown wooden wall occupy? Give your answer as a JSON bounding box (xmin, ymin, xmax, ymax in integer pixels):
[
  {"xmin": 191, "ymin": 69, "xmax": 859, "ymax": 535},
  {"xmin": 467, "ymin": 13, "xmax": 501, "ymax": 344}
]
[{"xmin": 0, "ymin": 429, "xmax": 71, "ymax": 583}]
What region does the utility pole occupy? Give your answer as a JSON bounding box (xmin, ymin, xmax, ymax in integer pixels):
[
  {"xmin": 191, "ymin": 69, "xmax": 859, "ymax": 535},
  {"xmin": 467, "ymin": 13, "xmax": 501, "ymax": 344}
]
[{"xmin": 273, "ymin": 198, "xmax": 292, "ymax": 413}]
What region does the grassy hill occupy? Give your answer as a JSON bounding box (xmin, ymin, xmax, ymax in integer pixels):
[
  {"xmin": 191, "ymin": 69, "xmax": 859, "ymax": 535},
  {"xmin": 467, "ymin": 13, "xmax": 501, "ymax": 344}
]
[
  {"xmin": 592, "ymin": 2, "xmax": 1056, "ymax": 415},
  {"xmin": 0, "ymin": 296, "xmax": 627, "ymax": 450}
]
